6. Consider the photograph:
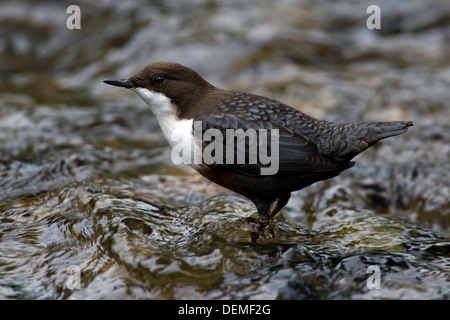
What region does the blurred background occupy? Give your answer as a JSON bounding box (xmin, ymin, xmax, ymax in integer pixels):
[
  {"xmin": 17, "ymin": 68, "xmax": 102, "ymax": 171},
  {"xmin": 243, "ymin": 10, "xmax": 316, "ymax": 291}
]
[{"xmin": 0, "ymin": 0, "xmax": 449, "ymax": 299}]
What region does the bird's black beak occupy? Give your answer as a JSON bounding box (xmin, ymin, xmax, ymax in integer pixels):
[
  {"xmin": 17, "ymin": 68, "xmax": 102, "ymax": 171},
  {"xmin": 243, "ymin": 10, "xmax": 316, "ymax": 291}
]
[{"xmin": 103, "ymin": 78, "xmax": 134, "ymax": 88}]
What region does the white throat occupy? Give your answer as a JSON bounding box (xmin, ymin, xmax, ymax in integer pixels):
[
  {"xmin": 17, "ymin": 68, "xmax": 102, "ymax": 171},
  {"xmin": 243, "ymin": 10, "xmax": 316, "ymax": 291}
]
[
  {"xmin": 132, "ymin": 87, "xmax": 175, "ymax": 119},
  {"xmin": 131, "ymin": 87, "xmax": 200, "ymax": 165}
]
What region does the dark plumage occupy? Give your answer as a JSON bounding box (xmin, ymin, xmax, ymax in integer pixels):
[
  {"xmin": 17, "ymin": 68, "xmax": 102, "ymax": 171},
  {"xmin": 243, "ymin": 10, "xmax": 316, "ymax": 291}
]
[{"xmin": 104, "ymin": 62, "xmax": 413, "ymax": 241}]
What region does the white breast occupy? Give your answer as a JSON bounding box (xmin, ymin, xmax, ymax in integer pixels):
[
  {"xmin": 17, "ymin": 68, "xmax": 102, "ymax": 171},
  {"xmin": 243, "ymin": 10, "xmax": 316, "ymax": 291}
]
[{"xmin": 131, "ymin": 87, "xmax": 201, "ymax": 166}]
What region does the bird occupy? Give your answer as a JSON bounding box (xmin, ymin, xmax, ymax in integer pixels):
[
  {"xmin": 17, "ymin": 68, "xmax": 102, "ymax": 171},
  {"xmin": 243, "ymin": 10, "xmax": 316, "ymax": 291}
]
[{"xmin": 104, "ymin": 62, "xmax": 413, "ymax": 241}]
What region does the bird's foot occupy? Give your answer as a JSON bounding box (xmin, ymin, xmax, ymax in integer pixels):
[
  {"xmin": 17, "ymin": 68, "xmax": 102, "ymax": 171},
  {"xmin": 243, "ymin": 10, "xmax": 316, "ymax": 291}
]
[
  {"xmin": 249, "ymin": 229, "xmax": 261, "ymax": 242},
  {"xmin": 249, "ymin": 218, "xmax": 270, "ymax": 242},
  {"xmin": 235, "ymin": 218, "xmax": 279, "ymax": 242}
]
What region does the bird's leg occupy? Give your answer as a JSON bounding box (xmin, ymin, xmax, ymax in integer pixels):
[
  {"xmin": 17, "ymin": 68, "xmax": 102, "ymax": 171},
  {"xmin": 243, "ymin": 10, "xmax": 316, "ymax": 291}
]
[
  {"xmin": 270, "ymin": 193, "xmax": 291, "ymax": 218},
  {"xmin": 250, "ymin": 194, "xmax": 290, "ymax": 242},
  {"xmin": 250, "ymin": 201, "xmax": 271, "ymax": 242}
]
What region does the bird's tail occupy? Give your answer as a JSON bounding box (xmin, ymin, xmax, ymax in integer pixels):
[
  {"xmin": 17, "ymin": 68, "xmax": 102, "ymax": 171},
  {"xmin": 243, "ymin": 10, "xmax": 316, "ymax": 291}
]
[
  {"xmin": 370, "ymin": 121, "xmax": 414, "ymax": 140},
  {"xmin": 334, "ymin": 120, "xmax": 413, "ymax": 161}
]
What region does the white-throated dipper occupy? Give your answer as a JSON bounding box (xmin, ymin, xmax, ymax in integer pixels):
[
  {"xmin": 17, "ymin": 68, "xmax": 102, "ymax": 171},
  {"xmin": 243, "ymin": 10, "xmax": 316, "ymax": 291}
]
[{"xmin": 104, "ymin": 62, "xmax": 413, "ymax": 241}]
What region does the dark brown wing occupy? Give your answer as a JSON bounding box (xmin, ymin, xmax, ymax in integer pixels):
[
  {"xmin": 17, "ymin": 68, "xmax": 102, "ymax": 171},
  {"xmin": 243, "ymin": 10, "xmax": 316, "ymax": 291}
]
[{"xmin": 194, "ymin": 114, "xmax": 351, "ymax": 176}]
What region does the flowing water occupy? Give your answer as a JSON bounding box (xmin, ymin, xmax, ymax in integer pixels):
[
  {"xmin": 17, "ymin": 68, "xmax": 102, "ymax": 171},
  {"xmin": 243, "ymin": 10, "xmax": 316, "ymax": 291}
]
[{"xmin": 0, "ymin": 0, "xmax": 449, "ymax": 299}]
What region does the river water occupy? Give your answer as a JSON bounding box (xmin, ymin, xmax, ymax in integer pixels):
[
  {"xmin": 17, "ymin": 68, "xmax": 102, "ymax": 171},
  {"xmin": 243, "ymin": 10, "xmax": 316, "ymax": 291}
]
[{"xmin": 0, "ymin": 0, "xmax": 449, "ymax": 299}]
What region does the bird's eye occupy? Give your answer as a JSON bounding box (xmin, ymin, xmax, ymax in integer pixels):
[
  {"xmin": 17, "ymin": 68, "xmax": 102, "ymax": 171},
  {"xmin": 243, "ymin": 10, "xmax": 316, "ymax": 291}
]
[{"xmin": 153, "ymin": 76, "xmax": 164, "ymax": 85}]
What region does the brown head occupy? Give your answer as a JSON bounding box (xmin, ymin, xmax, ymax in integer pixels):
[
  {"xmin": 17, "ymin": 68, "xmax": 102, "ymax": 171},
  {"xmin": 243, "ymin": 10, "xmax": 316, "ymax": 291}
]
[{"xmin": 104, "ymin": 62, "xmax": 217, "ymax": 119}]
